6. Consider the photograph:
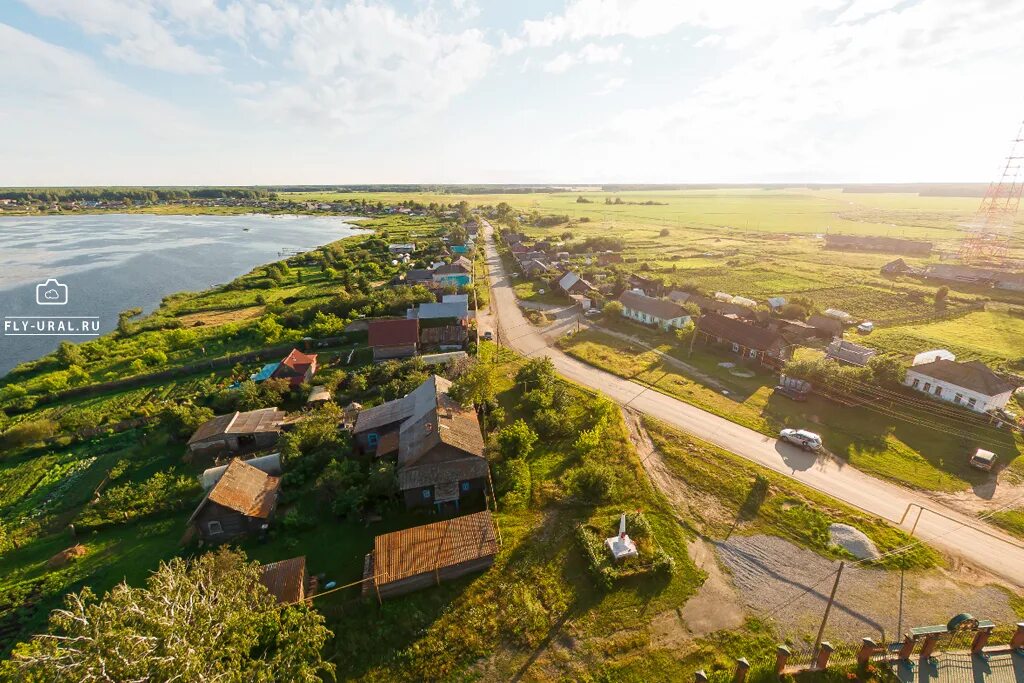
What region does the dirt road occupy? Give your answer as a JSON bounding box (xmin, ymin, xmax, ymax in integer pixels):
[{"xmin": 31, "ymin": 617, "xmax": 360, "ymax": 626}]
[{"xmin": 481, "ymin": 219, "xmax": 1024, "ymax": 587}]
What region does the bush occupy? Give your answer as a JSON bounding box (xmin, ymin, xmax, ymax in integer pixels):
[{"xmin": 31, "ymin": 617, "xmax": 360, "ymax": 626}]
[
  {"xmin": 495, "ymin": 459, "xmax": 531, "ymax": 510},
  {"xmin": 494, "ymin": 420, "xmax": 537, "ymax": 460},
  {"xmin": 77, "ymin": 471, "xmax": 200, "ymax": 530},
  {"xmin": 1, "ymin": 419, "xmax": 58, "ymax": 449},
  {"xmin": 161, "ymin": 403, "xmax": 215, "ymax": 441},
  {"xmin": 567, "ymin": 461, "xmax": 618, "ymax": 503}
]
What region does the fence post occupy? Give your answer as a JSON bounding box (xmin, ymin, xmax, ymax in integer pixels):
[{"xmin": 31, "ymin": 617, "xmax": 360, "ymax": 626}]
[
  {"xmin": 857, "ymin": 637, "xmax": 877, "ymax": 666},
  {"xmin": 814, "ymin": 642, "xmax": 834, "ymax": 670},
  {"xmin": 897, "ymin": 635, "xmax": 915, "ymax": 663},
  {"xmin": 1011, "ymin": 623, "xmax": 1024, "ymax": 650},
  {"xmin": 971, "ymin": 626, "xmax": 993, "ymax": 655},
  {"xmin": 733, "ymin": 658, "xmax": 750, "ymax": 683},
  {"xmin": 775, "ymin": 645, "xmax": 791, "ymax": 676},
  {"xmin": 919, "ymin": 634, "xmax": 940, "ymax": 662}
]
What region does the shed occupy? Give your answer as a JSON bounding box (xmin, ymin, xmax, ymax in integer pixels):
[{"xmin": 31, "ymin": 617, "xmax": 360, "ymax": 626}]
[
  {"xmin": 307, "ymin": 385, "xmax": 332, "ymax": 406},
  {"xmin": 363, "ymin": 511, "xmax": 499, "ymax": 600},
  {"xmin": 260, "ymin": 556, "xmax": 309, "ymax": 604},
  {"xmin": 200, "ymin": 453, "xmax": 282, "ymax": 491},
  {"xmin": 368, "ymin": 319, "xmax": 420, "ymax": 361},
  {"xmin": 188, "ymin": 459, "xmax": 281, "ymax": 543},
  {"xmin": 187, "ymin": 408, "xmax": 286, "ymax": 455},
  {"xmin": 826, "ymin": 339, "xmax": 877, "ymax": 366}
]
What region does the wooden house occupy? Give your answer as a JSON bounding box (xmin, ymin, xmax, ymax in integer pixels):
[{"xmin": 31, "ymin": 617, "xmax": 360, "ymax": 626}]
[
  {"xmin": 186, "ymin": 408, "xmax": 286, "ymax": 456},
  {"xmin": 363, "ymin": 511, "xmax": 498, "ymax": 600},
  {"xmin": 187, "ymin": 459, "xmax": 281, "ymax": 543},
  {"xmin": 271, "ymin": 348, "xmax": 318, "ymax": 388},
  {"xmin": 368, "ymin": 319, "xmax": 420, "ymax": 361},
  {"xmin": 352, "ymin": 375, "xmax": 489, "ymax": 511},
  {"xmin": 695, "ymin": 313, "xmax": 791, "ymax": 364}
]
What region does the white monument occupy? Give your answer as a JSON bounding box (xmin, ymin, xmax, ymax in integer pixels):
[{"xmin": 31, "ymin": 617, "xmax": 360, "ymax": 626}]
[{"xmin": 605, "ymin": 513, "xmax": 638, "ymax": 562}]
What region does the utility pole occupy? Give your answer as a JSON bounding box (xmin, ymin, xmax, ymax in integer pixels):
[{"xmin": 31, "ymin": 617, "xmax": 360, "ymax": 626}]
[{"xmin": 813, "ymin": 562, "xmax": 845, "ymax": 660}]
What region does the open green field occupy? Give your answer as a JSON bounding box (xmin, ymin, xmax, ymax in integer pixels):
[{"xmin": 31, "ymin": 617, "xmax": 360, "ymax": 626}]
[{"xmin": 862, "ymin": 310, "xmax": 1024, "ymax": 370}]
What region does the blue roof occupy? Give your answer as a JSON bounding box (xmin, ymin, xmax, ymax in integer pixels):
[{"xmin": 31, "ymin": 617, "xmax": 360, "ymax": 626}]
[{"xmin": 251, "ymin": 362, "xmax": 280, "ymax": 382}]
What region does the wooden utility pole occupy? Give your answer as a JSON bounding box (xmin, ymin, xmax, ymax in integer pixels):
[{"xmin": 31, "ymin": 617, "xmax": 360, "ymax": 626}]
[{"xmin": 813, "ymin": 562, "xmax": 845, "ymax": 660}]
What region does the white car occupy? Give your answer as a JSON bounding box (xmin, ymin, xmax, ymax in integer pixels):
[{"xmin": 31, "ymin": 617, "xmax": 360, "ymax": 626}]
[{"xmin": 780, "ymin": 428, "xmax": 822, "ymax": 451}]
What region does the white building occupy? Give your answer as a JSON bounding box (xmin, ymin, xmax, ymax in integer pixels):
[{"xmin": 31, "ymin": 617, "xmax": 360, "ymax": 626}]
[
  {"xmin": 904, "ymin": 359, "xmax": 1016, "ymax": 413},
  {"xmin": 618, "ymin": 289, "xmax": 690, "ymax": 330}
]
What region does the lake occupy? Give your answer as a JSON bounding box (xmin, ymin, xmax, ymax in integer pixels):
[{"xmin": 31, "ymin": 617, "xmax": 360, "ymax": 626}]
[{"xmin": 0, "ymin": 213, "xmax": 368, "ymax": 376}]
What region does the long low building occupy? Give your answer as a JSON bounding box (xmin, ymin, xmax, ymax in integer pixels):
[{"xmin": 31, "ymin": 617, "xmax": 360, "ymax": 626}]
[
  {"xmin": 618, "ymin": 289, "xmax": 690, "ymax": 330},
  {"xmin": 904, "ymin": 359, "xmax": 1017, "ymax": 413},
  {"xmin": 187, "ymin": 408, "xmax": 286, "ymax": 455},
  {"xmin": 363, "ymin": 511, "xmax": 499, "ymax": 600}
]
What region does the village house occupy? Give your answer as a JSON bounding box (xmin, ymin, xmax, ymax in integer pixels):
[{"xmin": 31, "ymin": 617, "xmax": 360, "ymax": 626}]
[
  {"xmin": 271, "ymin": 348, "xmax": 318, "ymax": 388},
  {"xmin": 628, "ymin": 274, "xmax": 665, "ymax": 297},
  {"xmin": 556, "ymin": 271, "xmax": 596, "ymax": 295},
  {"xmin": 200, "ymin": 453, "xmax": 281, "ymax": 490},
  {"xmin": 806, "ymin": 314, "xmax": 844, "ymax": 339},
  {"xmin": 770, "ymin": 318, "xmax": 817, "ymax": 341},
  {"xmin": 826, "ymin": 339, "xmax": 877, "ymax": 366},
  {"xmin": 352, "ymin": 375, "xmax": 489, "ymax": 511},
  {"xmin": 187, "ymin": 458, "xmax": 281, "ymax": 543},
  {"xmin": 522, "ymin": 259, "xmax": 553, "ymax": 277},
  {"xmin": 904, "ymin": 359, "xmax": 1017, "ymax": 413},
  {"xmin": 694, "ymin": 312, "xmax": 792, "ymax": 364},
  {"xmin": 432, "ymin": 257, "xmax": 473, "ymax": 287},
  {"xmin": 368, "ymin": 319, "xmax": 420, "ymax": 361},
  {"xmin": 407, "ymin": 300, "xmax": 470, "ymax": 323},
  {"xmin": 403, "ymin": 268, "xmax": 435, "ymax": 286},
  {"xmin": 187, "ymin": 408, "xmax": 286, "ymax": 456},
  {"xmin": 363, "ymin": 511, "xmax": 498, "ymax": 600},
  {"xmin": 260, "ymin": 556, "xmax": 311, "ymax": 604},
  {"xmin": 618, "ymin": 290, "xmax": 690, "ymax": 330},
  {"xmin": 388, "ymin": 243, "xmax": 416, "ymax": 254}
]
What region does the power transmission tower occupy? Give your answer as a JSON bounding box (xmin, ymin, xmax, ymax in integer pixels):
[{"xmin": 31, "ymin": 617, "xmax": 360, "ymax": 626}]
[{"xmin": 959, "ymin": 119, "xmax": 1024, "ymax": 264}]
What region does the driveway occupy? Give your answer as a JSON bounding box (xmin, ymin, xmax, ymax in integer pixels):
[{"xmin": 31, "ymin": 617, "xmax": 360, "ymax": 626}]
[{"xmin": 480, "ymin": 219, "xmax": 1024, "ymax": 587}]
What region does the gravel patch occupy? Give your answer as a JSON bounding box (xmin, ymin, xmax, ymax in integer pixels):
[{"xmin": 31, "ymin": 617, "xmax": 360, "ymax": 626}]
[
  {"xmin": 829, "ymin": 523, "xmax": 880, "ymax": 560},
  {"xmin": 716, "ymin": 535, "xmax": 1016, "ymax": 645}
]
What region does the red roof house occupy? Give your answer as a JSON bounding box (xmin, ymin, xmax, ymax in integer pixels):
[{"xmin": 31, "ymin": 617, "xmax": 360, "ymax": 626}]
[
  {"xmin": 368, "ymin": 319, "xmax": 420, "ymax": 361},
  {"xmin": 271, "ymin": 348, "xmax": 318, "ymax": 388}
]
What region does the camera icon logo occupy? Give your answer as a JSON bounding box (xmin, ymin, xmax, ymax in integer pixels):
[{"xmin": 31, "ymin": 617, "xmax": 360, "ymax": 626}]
[{"xmin": 36, "ymin": 278, "xmax": 69, "ymax": 306}]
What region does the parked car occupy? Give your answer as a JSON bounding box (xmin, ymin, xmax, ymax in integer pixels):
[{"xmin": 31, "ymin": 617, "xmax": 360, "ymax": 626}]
[
  {"xmin": 969, "ymin": 448, "xmax": 997, "ymax": 471},
  {"xmin": 857, "ymin": 321, "xmax": 874, "ymax": 334},
  {"xmin": 779, "ymin": 428, "xmax": 822, "ymax": 451},
  {"xmin": 585, "ymin": 308, "xmax": 601, "ymax": 317},
  {"xmin": 483, "ymin": 331, "xmax": 493, "ymax": 341}
]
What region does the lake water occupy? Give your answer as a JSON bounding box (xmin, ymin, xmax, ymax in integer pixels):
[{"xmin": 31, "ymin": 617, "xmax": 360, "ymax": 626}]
[{"xmin": 0, "ymin": 213, "xmax": 368, "ymax": 376}]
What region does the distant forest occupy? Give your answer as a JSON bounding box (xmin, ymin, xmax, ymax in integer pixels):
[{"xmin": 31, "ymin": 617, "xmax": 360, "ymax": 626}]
[{"xmin": 0, "ymin": 182, "xmax": 992, "ymax": 200}]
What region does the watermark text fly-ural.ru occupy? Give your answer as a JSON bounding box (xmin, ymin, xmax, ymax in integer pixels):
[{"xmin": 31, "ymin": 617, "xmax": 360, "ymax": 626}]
[{"xmin": 4, "ymin": 317, "xmax": 100, "ymax": 336}]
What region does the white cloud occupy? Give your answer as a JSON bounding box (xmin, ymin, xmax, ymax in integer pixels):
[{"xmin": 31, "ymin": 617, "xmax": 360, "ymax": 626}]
[
  {"xmin": 694, "ymin": 33, "xmax": 722, "ymax": 48},
  {"xmin": 543, "ymin": 42, "xmax": 626, "ymax": 73},
  {"xmin": 593, "ymin": 76, "xmax": 625, "ymax": 95},
  {"xmin": 17, "ymin": 0, "xmax": 223, "ymax": 73}
]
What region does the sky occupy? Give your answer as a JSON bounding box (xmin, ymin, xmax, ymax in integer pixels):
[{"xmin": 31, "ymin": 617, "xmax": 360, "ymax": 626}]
[{"xmin": 1, "ymin": 0, "xmax": 1024, "ymax": 186}]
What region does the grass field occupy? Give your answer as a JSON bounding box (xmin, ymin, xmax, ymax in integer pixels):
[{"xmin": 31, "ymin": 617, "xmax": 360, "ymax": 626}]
[
  {"xmin": 558, "ymin": 325, "xmax": 1023, "ymax": 493},
  {"xmin": 862, "ymin": 311, "xmax": 1024, "ymax": 370}
]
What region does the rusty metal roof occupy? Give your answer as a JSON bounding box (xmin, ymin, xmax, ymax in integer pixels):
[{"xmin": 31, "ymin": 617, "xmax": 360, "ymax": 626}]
[
  {"xmin": 207, "ymin": 458, "xmax": 280, "ymax": 518},
  {"xmin": 259, "ymin": 556, "xmax": 306, "ymax": 604},
  {"xmin": 372, "ymin": 511, "xmax": 497, "ymax": 587},
  {"xmin": 187, "ymin": 408, "xmax": 285, "ymax": 445}
]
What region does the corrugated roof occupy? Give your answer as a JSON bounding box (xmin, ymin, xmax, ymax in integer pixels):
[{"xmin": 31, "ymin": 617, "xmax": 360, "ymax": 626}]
[
  {"xmin": 619, "ymin": 290, "xmax": 688, "ymax": 320},
  {"xmin": 228, "ymin": 408, "xmax": 286, "ymax": 435},
  {"xmin": 274, "ymin": 348, "xmax": 316, "ymax": 378},
  {"xmin": 372, "ymin": 511, "xmax": 498, "ymax": 587},
  {"xmin": 207, "ymin": 458, "xmax": 280, "ymax": 518},
  {"xmin": 909, "ymin": 359, "xmax": 1016, "ymax": 397},
  {"xmin": 368, "ymin": 318, "xmax": 419, "ymax": 347},
  {"xmin": 259, "ymin": 556, "xmax": 306, "ymax": 604},
  {"xmin": 187, "ymin": 412, "xmax": 237, "ymax": 445},
  {"xmin": 697, "ymin": 312, "xmax": 785, "ymax": 352},
  {"xmin": 412, "ymin": 302, "xmax": 470, "ymax": 320}
]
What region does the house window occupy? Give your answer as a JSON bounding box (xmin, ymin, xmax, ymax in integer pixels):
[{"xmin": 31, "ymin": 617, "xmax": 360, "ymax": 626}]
[
  {"xmin": 911, "ymin": 378, "xmax": 919, "ymax": 389},
  {"xmin": 421, "ymin": 488, "xmax": 431, "ymax": 499},
  {"xmin": 923, "ymin": 382, "xmax": 931, "ymax": 392},
  {"xmin": 933, "ymin": 386, "xmax": 941, "ymax": 397},
  {"xmin": 749, "ymin": 349, "xmax": 757, "ymax": 358},
  {"xmin": 461, "ymin": 481, "xmax": 470, "ymax": 492},
  {"xmin": 207, "ymin": 521, "xmax": 223, "ymax": 535},
  {"xmin": 367, "ymin": 433, "xmax": 379, "ymax": 447},
  {"xmin": 954, "ymin": 393, "xmax": 963, "ymax": 404},
  {"xmin": 968, "ymin": 398, "xmax": 977, "ymax": 408},
  {"xmin": 732, "ymin": 343, "xmax": 740, "ymax": 352}
]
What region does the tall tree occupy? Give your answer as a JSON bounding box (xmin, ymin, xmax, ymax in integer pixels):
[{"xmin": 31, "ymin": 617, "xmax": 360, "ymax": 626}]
[{"xmin": 10, "ymin": 548, "xmax": 333, "ymax": 682}]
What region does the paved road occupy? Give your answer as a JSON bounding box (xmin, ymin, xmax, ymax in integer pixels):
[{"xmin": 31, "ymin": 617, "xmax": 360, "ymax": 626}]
[{"xmin": 481, "ymin": 220, "xmax": 1024, "ymax": 587}]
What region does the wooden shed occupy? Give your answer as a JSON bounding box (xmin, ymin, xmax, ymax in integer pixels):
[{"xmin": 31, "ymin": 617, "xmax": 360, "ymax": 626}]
[
  {"xmin": 187, "ymin": 459, "xmax": 281, "ymax": 543},
  {"xmin": 259, "ymin": 556, "xmax": 310, "ymax": 604},
  {"xmin": 363, "ymin": 511, "xmax": 499, "ymax": 600}
]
